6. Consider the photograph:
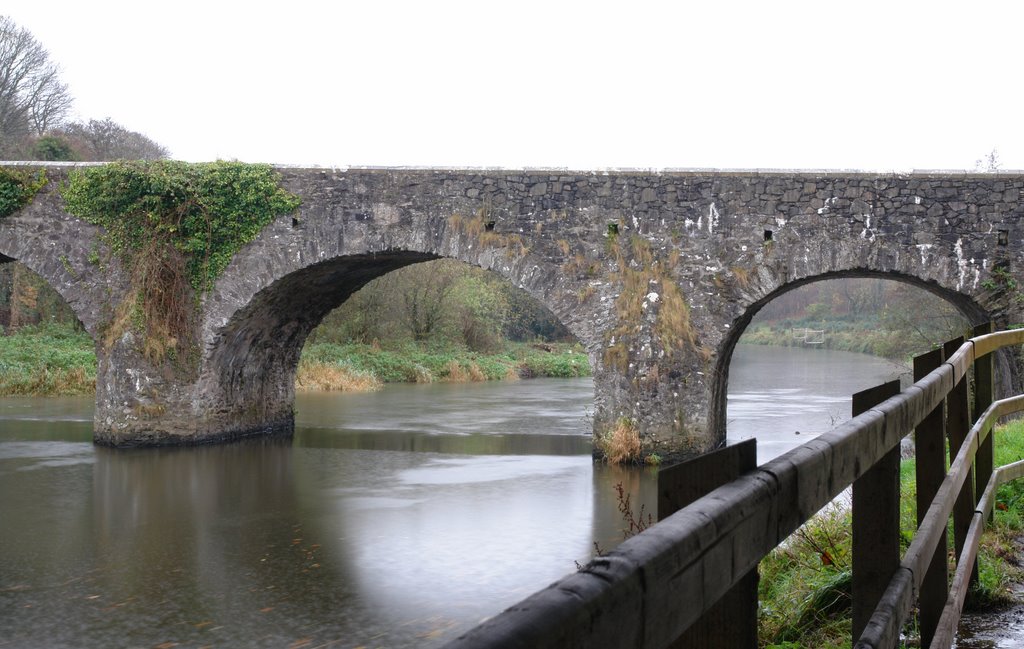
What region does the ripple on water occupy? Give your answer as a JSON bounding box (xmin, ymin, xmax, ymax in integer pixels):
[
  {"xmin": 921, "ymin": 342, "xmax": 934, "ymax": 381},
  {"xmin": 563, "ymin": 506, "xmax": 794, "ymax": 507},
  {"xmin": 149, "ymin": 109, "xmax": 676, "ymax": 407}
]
[
  {"xmin": 397, "ymin": 455, "xmax": 587, "ymax": 485},
  {"xmin": 0, "ymin": 441, "xmax": 94, "ymax": 473}
]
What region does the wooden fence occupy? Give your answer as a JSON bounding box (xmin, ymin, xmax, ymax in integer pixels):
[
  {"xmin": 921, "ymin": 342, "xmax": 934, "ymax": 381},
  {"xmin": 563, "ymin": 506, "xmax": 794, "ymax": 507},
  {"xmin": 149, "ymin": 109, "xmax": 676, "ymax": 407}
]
[{"xmin": 441, "ymin": 324, "xmax": 1024, "ymax": 649}]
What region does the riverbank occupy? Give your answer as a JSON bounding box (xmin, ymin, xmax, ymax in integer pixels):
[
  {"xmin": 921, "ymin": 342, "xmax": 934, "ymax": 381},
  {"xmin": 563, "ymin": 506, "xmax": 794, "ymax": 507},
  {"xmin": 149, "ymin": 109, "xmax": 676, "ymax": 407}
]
[
  {"xmin": 759, "ymin": 419, "xmax": 1024, "ymax": 648},
  {"xmin": 742, "ymin": 321, "xmax": 937, "ymax": 362},
  {"xmin": 298, "ymin": 340, "xmax": 590, "ymax": 391},
  {"xmin": 0, "ymin": 324, "xmax": 591, "ymax": 396}
]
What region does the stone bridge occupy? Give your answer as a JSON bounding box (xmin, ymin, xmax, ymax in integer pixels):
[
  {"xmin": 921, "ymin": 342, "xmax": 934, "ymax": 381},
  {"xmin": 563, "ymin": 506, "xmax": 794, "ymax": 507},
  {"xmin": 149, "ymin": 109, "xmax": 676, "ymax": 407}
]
[{"xmin": 2, "ymin": 164, "xmax": 1023, "ymax": 455}]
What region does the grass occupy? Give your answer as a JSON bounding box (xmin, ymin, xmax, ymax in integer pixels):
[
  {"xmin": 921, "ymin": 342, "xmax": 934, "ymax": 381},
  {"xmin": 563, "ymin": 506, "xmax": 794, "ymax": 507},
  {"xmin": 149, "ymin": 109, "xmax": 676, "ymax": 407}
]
[
  {"xmin": 0, "ymin": 325, "xmax": 591, "ymax": 396},
  {"xmin": 0, "ymin": 323, "xmax": 96, "ymax": 395},
  {"xmin": 300, "ymin": 340, "xmax": 590, "ymax": 386},
  {"xmin": 757, "ymin": 419, "xmax": 1024, "ymax": 648},
  {"xmin": 295, "ymin": 360, "xmax": 382, "ymax": 392}
]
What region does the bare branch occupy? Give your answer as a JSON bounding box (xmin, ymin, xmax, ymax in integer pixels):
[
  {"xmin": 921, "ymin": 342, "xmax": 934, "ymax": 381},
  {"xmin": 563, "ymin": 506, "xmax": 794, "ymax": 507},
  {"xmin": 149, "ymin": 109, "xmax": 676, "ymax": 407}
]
[{"xmin": 0, "ymin": 16, "xmax": 72, "ymax": 153}]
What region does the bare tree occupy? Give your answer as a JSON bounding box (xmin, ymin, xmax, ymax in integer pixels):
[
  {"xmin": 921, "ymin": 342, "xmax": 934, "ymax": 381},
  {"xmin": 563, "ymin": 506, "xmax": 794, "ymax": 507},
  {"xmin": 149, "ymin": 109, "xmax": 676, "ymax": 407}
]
[
  {"xmin": 0, "ymin": 16, "xmax": 73, "ymax": 155},
  {"xmin": 27, "ymin": 67, "xmax": 72, "ymax": 134},
  {"xmin": 63, "ymin": 118, "xmax": 169, "ymax": 161},
  {"xmin": 974, "ymin": 148, "xmax": 1001, "ymax": 172}
]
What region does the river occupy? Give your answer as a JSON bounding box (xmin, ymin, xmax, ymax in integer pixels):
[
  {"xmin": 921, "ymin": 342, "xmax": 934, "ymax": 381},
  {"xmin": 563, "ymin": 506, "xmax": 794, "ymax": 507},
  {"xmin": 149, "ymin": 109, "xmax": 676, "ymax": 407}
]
[{"xmin": 0, "ymin": 344, "xmax": 904, "ymax": 648}]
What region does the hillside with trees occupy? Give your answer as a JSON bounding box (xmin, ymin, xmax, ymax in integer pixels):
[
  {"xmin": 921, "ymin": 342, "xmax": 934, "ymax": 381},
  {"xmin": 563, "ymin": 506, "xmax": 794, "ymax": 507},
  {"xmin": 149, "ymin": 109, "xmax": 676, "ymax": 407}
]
[{"xmin": 740, "ymin": 277, "xmax": 970, "ymax": 360}]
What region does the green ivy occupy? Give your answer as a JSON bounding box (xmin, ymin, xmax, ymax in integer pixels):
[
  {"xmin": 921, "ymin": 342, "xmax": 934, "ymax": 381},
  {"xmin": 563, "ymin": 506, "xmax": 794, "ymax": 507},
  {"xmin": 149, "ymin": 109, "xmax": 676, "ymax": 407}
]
[
  {"xmin": 61, "ymin": 160, "xmax": 301, "ymax": 291},
  {"xmin": 60, "ymin": 161, "xmax": 300, "ymax": 366},
  {"xmin": 0, "ymin": 167, "xmax": 47, "ymax": 218},
  {"xmin": 982, "ymin": 265, "xmax": 1024, "ymax": 306}
]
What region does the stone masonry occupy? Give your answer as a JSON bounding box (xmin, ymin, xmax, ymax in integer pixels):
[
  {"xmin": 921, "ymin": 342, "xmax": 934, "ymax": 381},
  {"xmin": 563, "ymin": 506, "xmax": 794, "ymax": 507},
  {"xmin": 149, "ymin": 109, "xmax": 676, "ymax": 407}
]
[{"xmin": 2, "ymin": 163, "xmax": 1023, "ymax": 456}]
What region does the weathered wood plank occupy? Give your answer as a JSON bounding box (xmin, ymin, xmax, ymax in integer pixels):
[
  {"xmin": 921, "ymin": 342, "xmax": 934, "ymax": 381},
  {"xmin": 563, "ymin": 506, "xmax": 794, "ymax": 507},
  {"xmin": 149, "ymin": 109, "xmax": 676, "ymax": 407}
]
[
  {"xmin": 995, "ymin": 395, "xmax": 1024, "ymax": 420},
  {"xmin": 944, "ymin": 337, "xmax": 977, "ymax": 588},
  {"xmin": 971, "ymin": 328, "xmax": 1024, "ymax": 358},
  {"xmin": 441, "ymin": 552, "xmax": 647, "ymax": 649},
  {"xmin": 973, "ymin": 323, "xmax": 994, "ymax": 522},
  {"xmin": 634, "ymin": 472, "xmax": 780, "ymax": 648},
  {"xmin": 658, "ymin": 439, "xmax": 756, "ymax": 517},
  {"xmin": 853, "ymin": 568, "xmax": 916, "ymax": 649},
  {"xmin": 913, "ymin": 346, "xmax": 947, "ymax": 648},
  {"xmin": 997, "ymin": 458, "xmax": 1024, "ymax": 485},
  {"xmin": 857, "ymin": 396, "xmax": 981, "ymax": 648},
  {"xmin": 852, "ymin": 381, "xmax": 902, "ymax": 646},
  {"xmin": 657, "ymin": 439, "xmax": 758, "ymax": 649},
  {"xmin": 931, "ymin": 512, "xmax": 985, "ymax": 649},
  {"xmin": 913, "ymin": 362, "xmax": 955, "ymax": 416},
  {"xmin": 944, "ymin": 337, "xmax": 973, "ymax": 386}
]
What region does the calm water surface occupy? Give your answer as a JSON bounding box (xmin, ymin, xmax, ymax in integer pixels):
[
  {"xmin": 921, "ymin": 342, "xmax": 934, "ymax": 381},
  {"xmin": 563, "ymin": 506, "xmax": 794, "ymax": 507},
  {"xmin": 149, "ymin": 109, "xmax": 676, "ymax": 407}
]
[
  {"xmin": 727, "ymin": 344, "xmax": 908, "ymax": 463},
  {"xmin": 0, "ymin": 345, "xmax": 902, "ymax": 648}
]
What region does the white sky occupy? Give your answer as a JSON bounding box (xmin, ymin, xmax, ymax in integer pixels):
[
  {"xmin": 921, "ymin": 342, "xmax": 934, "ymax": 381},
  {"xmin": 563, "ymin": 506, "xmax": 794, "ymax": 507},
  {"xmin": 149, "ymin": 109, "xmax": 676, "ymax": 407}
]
[{"xmin": 6, "ymin": 0, "xmax": 1023, "ymax": 171}]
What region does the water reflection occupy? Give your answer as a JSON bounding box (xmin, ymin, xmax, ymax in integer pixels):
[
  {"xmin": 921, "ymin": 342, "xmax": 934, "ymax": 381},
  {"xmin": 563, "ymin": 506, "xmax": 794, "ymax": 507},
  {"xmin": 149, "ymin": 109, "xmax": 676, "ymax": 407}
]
[
  {"xmin": 0, "ymin": 382, "xmax": 607, "ymax": 648},
  {"xmin": 0, "ymin": 349, "xmax": 906, "ymax": 647}
]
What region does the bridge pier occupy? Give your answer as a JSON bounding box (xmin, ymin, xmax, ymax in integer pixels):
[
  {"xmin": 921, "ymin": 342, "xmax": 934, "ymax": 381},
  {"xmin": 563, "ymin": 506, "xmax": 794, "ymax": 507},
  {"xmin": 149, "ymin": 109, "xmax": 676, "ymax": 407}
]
[
  {"xmin": 591, "ymin": 344, "xmax": 720, "ymax": 458},
  {"xmin": 92, "ymin": 330, "xmax": 297, "ymax": 447}
]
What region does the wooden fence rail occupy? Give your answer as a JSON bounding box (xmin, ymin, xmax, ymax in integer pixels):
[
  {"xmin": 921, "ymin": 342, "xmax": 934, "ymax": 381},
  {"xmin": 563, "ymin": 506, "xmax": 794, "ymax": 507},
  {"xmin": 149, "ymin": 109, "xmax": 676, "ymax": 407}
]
[{"xmin": 443, "ymin": 326, "xmax": 1024, "ymax": 649}]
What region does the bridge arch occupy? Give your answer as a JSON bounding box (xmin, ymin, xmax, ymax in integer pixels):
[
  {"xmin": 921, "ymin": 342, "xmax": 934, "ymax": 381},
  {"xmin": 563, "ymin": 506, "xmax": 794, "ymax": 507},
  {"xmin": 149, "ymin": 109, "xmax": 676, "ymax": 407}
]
[
  {"xmin": 0, "ymin": 188, "xmax": 111, "ymax": 338},
  {"xmin": 191, "ymin": 219, "xmax": 603, "ymax": 442},
  {"xmin": 708, "ymin": 268, "xmax": 1004, "ymax": 445}
]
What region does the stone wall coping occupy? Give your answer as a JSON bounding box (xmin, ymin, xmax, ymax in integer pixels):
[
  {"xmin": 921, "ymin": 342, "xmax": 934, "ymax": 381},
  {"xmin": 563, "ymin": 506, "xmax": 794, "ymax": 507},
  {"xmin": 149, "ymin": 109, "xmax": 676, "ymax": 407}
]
[{"xmin": 4, "ymin": 160, "xmax": 1024, "ymax": 180}]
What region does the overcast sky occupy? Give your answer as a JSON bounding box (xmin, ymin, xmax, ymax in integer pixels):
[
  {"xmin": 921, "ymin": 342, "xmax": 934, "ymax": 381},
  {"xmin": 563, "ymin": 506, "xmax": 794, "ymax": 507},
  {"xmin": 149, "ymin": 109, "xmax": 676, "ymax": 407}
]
[{"xmin": 7, "ymin": 1, "xmax": 1023, "ymax": 171}]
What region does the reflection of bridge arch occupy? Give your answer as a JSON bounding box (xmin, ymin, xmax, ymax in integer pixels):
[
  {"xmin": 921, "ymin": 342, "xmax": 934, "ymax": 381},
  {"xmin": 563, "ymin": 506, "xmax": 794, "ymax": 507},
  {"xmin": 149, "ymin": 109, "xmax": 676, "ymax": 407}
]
[{"xmin": 2, "ymin": 164, "xmax": 1022, "ymax": 453}]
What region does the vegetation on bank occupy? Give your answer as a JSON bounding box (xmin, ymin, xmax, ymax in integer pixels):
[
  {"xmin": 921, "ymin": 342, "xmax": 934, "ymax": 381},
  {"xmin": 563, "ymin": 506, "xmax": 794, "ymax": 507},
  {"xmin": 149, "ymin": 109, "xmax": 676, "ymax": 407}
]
[
  {"xmin": 742, "ymin": 318, "xmax": 944, "ymax": 361},
  {"xmin": 758, "ymin": 419, "xmax": 1024, "ymax": 648},
  {"xmin": 0, "ymin": 323, "xmax": 590, "ymax": 397},
  {"xmin": 0, "ymin": 324, "xmax": 96, "ymax": 395},
  {"xmin": 298, "ymin": 340, "xmax": 589, "ymax": 389},
  {"xmin": 741, "ymin": 278, "xmax": 969, "ymax": 362}
]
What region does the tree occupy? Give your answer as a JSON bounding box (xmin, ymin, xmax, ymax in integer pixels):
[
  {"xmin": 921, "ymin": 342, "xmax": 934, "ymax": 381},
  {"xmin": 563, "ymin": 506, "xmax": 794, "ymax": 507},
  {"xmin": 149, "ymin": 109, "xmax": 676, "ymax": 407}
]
[
  {"xmin": 398, "ymin": 261, "xmax": 461, "ymax": 341},
  {"xmin": 0, "ymin": 16, "xmax": 73, "ymax": 156},
  {"xmin": 32, "ymin": 133, "xmax": 77, "ymax": 160},
  {"xmin": 62, "ymin": 118, "xmax": 169, "ymax": 161},
  {"xmin": 450, "ymin": 273, "xmax": 509, "ymax": 351},
  {"xmin": 974, "ymin": 148, "xmax": 1001, "ymax": 172}
]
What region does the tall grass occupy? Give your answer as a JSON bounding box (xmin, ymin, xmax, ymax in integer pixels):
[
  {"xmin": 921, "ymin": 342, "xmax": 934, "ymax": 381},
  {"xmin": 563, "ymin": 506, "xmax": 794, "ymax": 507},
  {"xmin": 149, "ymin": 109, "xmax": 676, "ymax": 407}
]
[
  {"xmin": 295, "ymin": 360, "xmax": 381, "ymax": 392},
  {"xmin": 597, "ymin": 417, "xmax": 642, "ymax": 465},
  {"xmin": 758, "ymin": 419, "xmax": 1024, "ymax": 648}
]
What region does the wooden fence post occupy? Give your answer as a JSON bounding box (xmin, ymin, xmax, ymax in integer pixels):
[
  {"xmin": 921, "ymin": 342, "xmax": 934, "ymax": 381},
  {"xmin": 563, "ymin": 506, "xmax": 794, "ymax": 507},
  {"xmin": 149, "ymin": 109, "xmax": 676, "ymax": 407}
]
[
  {"xmin": 945, "ymin": 336, "xmax": 978, "ymax": 588},
  {"xmin": 914, "ymin": 346, "xmax": 947, "ymax": 648},
  {"xmin": 851, "ymin": 380, "xmax": 901, "ymax": 647},
  {"xmin": 973, "ymin": 322, "xmax": 995, "ymax": 523},
  {"xmin": 658, "ymin": 438, "xmax": 758, "ymax": 648}
]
